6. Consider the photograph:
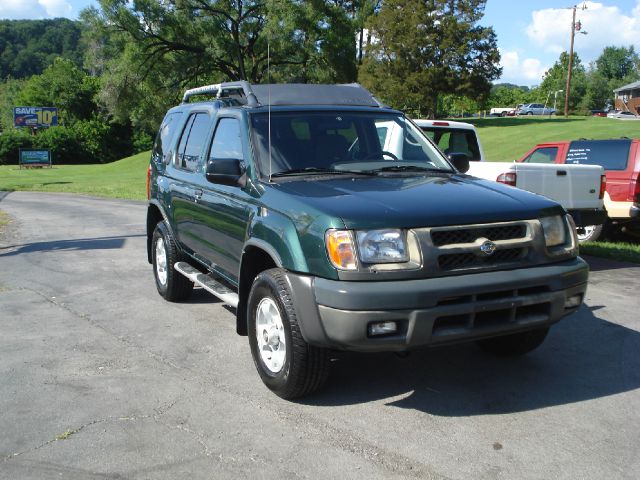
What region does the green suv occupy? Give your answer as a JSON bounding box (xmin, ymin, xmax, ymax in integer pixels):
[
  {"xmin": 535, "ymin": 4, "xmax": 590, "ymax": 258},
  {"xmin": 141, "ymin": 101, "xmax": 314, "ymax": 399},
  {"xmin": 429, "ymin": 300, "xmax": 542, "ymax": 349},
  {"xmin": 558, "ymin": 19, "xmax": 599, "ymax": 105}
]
[{"xmin": 146, "ymin": 82, "xmax": 588, "ymax": 399}]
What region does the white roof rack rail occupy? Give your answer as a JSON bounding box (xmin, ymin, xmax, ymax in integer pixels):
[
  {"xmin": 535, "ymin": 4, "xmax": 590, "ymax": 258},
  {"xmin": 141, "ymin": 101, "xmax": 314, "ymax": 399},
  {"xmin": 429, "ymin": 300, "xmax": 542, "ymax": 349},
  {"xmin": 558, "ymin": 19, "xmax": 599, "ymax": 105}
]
[{"xmin": 181, "ymin": 81, "xmax": 258, "ymax": 106}]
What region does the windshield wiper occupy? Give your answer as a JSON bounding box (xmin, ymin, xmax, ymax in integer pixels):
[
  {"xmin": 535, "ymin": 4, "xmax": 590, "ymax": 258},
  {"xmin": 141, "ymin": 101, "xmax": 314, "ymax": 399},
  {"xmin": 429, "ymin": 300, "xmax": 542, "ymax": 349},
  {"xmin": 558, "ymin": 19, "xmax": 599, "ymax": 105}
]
[
  {"xmin": 366, "ymin": 165, "xmax": 449, "ymax": 174},
  {"xmin": 270, "ymin": 167, "xmax": 376, "ymax": 177}
]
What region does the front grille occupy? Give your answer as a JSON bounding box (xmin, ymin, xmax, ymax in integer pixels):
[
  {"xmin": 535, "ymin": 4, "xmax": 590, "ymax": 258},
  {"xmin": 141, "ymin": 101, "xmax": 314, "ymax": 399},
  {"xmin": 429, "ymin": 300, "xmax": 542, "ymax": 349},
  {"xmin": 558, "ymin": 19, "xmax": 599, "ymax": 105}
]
[
  {"xmin": 438, "ymin": 248, "xmax": 527, "ymax": 270},
  {"xmin": 431, "ymin": 224, "xmax": 526, "ymax": 246}
]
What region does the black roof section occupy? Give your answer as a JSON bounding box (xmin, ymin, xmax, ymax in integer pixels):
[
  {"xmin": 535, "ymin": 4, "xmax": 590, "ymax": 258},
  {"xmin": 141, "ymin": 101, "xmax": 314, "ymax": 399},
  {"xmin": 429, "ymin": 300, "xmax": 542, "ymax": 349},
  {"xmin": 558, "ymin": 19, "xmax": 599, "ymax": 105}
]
[{"xmin": 181, "ymin": 82, "xmax": 384, "ymax": 108}]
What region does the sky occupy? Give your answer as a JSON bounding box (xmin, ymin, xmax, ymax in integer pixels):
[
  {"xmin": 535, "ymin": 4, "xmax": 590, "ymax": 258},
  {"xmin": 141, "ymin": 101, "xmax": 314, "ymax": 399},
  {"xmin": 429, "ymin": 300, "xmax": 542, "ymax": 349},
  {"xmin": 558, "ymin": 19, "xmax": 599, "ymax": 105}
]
[{"xmin": 1, "ymin": 0, "xmax": 639, "ymax": 87}]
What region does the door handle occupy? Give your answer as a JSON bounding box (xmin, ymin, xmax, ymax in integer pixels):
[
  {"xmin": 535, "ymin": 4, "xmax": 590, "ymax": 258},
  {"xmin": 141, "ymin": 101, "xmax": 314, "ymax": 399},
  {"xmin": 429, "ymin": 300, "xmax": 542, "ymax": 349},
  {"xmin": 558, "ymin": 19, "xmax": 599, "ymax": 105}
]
[
  {"xmin": 556, "ymin": 170, "xmax": 567, "ymax": 176},
  {"xmin": 194, "ymin": 188, "xmax": 203, "ymax": 200}
]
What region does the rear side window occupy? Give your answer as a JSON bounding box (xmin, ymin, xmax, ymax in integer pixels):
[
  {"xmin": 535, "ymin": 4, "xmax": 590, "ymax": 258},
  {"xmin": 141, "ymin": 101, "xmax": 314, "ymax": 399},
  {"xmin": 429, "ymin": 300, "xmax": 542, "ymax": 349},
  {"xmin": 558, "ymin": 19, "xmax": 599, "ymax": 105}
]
[
  {"xmin": 152, "ymin": 112, "xmax": 183, "ymax": 164},
  {"xmin": 522, "ymin": 147, "xmax": 558, "ymax": 164},
  {"xmin": 420, "ymin": 127, "xmax": 481, "ymax": 161},
  {"xmin": 176, "ymin": 112, "xmax": 211, "ymax": 172},
  {"xmin": 566, "ymin": 139, "xmax": 631, "ymax": 171}
]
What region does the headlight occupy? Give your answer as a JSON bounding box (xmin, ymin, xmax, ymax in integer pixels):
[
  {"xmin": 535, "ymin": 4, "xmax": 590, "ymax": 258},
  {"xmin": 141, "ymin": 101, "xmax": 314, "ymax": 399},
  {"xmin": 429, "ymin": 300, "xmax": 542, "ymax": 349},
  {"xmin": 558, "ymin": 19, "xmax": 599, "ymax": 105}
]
[
  {"xmin": 356, "ymin": 229, "xmax": 408, "ymax": 264},
  {"xmin": 540, "ymin": 215, "xmax": 566, "ymax": 247},
  {"xmin": 326, "ymin": 230, "xmax": 357, "ymax": 270}
]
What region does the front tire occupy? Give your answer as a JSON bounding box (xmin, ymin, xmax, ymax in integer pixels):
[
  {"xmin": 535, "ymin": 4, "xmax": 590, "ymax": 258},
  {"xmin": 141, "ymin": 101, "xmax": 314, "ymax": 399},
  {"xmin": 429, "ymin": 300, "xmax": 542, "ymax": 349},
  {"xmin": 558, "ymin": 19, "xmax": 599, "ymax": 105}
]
[
  {"xmin": 152, "ymin": 222, "xmax": 193, "ymax": 301},
  {"xmin": 476, "ymin": 327, "xmax": 549, "ymax": 356},
  {"xmin": 248, "ymin": 268, "xmax": 329, "ymax": 399}
]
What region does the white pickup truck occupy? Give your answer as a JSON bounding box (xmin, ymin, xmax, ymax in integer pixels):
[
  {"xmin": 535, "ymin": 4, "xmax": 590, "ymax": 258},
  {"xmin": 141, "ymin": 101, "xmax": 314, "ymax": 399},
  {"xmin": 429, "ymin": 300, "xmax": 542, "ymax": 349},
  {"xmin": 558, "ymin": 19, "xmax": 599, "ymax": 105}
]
[{"xmin": 409, "ymin": 119, "xmax": 608, "ymax": 239}]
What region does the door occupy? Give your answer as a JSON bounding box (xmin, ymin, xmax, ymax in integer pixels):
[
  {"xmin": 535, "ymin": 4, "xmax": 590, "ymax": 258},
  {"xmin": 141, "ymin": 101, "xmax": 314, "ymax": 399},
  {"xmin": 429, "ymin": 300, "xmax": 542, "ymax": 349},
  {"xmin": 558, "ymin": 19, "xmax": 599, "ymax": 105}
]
[
  {"xmin": 193, "ymin": 116, "xmax": 252, "ymax": 279},
  {"xmin": 170, "ymin": 111, "xmax": 212, "ymax": 255}
]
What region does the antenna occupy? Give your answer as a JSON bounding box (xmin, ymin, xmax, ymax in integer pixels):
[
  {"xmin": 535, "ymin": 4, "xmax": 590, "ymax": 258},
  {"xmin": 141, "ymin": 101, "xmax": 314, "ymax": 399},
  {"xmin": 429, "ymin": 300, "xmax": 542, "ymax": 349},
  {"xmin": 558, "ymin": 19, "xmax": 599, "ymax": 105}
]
[{"xmin": 268, "ymin": 42, "xmax": 272, "ymax": 183}]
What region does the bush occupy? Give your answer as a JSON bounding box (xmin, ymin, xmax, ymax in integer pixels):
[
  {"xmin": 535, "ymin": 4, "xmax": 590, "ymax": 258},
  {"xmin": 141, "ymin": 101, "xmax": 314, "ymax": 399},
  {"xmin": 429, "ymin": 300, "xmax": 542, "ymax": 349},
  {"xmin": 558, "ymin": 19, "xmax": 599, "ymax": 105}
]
[
  {"xmin": 0, "ymin": 119, "xmax": 135, "ymax": 165},
  {"xmin": 132, "ymin": 130, "xmax": 154, "ymax": 153},
  {"xmin": 33, "ymin": 125, "xmax": 92, "ymax": 164},
  {"xmin": 0, "ymin": 129, "xmax": 35, "ymax": 165}
]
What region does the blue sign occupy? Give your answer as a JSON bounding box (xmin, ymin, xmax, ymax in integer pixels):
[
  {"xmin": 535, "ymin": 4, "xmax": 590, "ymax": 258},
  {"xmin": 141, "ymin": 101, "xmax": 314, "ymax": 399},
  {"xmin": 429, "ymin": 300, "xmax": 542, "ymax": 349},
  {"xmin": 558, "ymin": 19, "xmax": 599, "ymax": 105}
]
[
  {"xmin": 13, "ymin": 107, "xmax": 58, "ymax": 128},
  {"xmin": 19, "ymin": 149, "xmax": 52, "ymax": 167}
]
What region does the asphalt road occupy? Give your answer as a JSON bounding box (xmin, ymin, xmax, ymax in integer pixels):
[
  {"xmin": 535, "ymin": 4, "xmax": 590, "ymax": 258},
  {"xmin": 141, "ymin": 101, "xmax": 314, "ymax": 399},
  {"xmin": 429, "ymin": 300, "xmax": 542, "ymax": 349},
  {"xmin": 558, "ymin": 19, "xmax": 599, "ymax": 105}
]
[{"xmin": 1, "ymin": 191, "xmax": 639, "ymax": 480}]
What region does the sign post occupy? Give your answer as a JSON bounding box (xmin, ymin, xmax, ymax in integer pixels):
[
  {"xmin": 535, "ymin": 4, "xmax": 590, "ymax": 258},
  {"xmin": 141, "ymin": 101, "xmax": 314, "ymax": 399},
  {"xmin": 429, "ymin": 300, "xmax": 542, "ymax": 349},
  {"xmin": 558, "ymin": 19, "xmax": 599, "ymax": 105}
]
[{"xmin": 19, "ymin": 149, "xmax": 52, "ymax": 169}]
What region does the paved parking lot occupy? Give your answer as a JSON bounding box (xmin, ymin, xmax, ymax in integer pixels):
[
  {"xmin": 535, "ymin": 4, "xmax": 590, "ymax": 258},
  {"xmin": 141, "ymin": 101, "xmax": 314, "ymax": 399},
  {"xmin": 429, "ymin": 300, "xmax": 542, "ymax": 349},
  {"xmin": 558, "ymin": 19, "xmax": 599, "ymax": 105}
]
[{"xmin": 1, "ymin": 191, "xmax": 639, "ymax": 479}]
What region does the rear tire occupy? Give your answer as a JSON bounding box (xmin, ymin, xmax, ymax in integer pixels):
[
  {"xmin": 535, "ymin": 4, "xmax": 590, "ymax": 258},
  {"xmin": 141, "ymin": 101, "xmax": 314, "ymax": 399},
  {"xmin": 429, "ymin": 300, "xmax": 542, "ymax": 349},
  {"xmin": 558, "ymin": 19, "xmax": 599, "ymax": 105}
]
[
  {"xmin": 576, "ymin": 224, "xmax": 604, "ymax": 243},
  {"xmin": 152, "ymin": 222, "xmax": 193, "ymax": 301},
  {"xmin": 476, "ymin": 327, "xmax": 549, "ymax": 356},
  {"xmin": 248, "ymin": 268, "xmax": 329, "ymax": 399}
]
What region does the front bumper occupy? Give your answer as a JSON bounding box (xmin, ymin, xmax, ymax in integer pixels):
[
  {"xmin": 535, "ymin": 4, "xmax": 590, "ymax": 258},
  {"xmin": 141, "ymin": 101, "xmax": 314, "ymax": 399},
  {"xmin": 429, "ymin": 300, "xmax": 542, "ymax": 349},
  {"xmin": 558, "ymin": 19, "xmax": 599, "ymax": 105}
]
[{"xmin": 287, "ymin": 257, "xmax": 589, "ymax": 352}]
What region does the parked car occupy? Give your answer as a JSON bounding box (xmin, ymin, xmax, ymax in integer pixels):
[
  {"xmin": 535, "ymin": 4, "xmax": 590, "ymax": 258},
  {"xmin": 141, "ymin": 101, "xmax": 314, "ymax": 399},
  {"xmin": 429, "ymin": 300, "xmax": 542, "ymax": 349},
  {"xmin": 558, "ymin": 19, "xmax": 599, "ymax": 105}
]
[
  {"xmin": 490, "ymin": 107, "xmax": 516, "ymax": 117},
  {"xmin": 146, "ymin": 82, "xmax": 588, "ymax": 399},
  {"xmin": 607, "ymin": 110, "xmax": 640, "ymax": 120},
  {"xmin": 519, "ymin": 138, "xmax": 640, "ymax": 241},
  {"xmin": 413, "ymin": 119, "xmax": 606, "ymax": 229},
  {"xmin": 591, "ymin": 110, "xmax": 607, "ymax": 117},
  {"xmin": 516, "ymin": 104, "xmax": 557, "ymax": 116}
]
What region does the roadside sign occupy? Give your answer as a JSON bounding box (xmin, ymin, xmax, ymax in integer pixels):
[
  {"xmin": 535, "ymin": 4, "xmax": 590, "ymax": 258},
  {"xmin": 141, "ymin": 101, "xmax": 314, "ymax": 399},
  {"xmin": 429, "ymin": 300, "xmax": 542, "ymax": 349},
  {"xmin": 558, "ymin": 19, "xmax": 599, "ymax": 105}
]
[
  {"xmin": 19, "ymin": 149, "xmax": 52, "ymax": 168},
  {"xmin": 13, "ymin": 107, "xmax": 58, "ymax": 128}
]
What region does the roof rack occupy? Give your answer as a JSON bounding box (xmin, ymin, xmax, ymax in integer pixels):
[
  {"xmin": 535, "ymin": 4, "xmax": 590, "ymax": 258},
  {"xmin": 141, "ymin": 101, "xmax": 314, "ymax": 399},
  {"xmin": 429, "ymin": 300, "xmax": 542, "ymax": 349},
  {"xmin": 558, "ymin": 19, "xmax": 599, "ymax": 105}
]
[
  {"xmin": 181, "ymin": 81, "xmax": 258, "ymax": 106},
  {"xmin": 182, "ymin": 82, "xmax": 385, "ymax": 109}
]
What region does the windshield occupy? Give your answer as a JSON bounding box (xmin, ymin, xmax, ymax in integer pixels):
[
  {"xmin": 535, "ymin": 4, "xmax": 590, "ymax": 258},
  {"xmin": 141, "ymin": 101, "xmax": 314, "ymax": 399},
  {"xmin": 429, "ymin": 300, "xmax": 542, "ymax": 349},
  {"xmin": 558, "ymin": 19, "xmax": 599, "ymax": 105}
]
[{"xmin": 250, "ymin": 111, "xmax": 453, "ymax": 177}]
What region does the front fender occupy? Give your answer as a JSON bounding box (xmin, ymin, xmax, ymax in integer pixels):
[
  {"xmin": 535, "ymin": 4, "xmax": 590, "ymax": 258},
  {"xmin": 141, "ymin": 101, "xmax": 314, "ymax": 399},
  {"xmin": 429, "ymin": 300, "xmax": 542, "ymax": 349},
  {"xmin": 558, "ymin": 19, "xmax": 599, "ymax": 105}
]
[{"xmin": 247, "ymin": 211, "xmax": 310, "ymax": 274}]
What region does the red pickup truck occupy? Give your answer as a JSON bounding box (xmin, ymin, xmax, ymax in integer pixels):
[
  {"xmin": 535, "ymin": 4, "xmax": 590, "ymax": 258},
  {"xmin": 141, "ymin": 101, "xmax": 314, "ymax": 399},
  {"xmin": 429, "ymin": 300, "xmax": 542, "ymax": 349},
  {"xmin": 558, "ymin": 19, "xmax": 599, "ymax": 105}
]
[{"xmin": 519, "ymin": 138, "xmax": 640, "ymax": 241}]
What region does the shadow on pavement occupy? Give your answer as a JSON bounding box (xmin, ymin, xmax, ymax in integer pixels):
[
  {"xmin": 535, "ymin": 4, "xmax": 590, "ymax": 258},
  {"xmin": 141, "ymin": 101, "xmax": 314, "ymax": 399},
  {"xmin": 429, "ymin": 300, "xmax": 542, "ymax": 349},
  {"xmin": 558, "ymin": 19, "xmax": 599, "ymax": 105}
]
[
  {"xmin": 302, "ymin": 304, "xmax": 640, "ymax": 415},
  {"xmin": 0, "ymin": 234, "xmax": 145, "ymax": 257},
  {"xmin": 583, "ymin": 255, "xmax": 640, "ymax": 272}
]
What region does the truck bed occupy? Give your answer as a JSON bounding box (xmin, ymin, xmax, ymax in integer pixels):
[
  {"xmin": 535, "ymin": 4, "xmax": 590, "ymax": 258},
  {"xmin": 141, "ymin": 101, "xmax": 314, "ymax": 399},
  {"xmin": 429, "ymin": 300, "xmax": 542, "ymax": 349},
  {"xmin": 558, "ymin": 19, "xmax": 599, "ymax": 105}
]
[{"xmin": 467, "ymin": 162, "xmax": 605, "ymax": 211}]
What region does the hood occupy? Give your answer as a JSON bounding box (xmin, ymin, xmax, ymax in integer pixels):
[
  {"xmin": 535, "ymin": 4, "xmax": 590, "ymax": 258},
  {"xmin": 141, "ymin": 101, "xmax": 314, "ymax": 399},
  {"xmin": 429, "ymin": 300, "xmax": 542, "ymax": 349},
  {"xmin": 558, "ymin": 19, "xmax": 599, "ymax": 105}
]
[{"xmin": 270, "ymin": 174, "xmax": 562, "ymax": 229}]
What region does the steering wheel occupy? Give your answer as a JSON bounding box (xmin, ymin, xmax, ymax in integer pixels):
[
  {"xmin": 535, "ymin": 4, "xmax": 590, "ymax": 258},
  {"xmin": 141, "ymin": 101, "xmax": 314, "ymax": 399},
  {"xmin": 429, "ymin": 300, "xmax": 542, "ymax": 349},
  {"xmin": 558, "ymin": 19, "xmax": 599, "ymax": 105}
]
[{"xmin": 364, "ymin": 150, "xmax": 399, "ymax": 161}]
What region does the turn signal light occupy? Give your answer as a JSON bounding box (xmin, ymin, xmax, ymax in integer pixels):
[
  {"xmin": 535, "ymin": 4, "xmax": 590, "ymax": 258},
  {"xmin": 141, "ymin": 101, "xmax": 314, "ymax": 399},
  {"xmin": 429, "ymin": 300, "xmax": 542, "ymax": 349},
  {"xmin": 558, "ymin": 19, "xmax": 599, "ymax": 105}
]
[
  {"xmin": 326, "ymin": 230, "xmax": 357, "ymax": 270},
  {"xmin": 497, "ymin": 172, "xmax": 517, "ymax": 186}
]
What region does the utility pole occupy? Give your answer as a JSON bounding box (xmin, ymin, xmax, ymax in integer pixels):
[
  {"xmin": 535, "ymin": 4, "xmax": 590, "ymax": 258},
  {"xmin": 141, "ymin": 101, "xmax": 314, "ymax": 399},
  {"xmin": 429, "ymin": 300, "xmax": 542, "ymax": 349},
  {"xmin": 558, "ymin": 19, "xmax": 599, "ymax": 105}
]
[
  {"xmin": 564, "ymin": 6, "xmax": 577, "ymax": 117},
  {"xmin": 564, "ymin": 4, "xmax": 587, "ymax": 117}
]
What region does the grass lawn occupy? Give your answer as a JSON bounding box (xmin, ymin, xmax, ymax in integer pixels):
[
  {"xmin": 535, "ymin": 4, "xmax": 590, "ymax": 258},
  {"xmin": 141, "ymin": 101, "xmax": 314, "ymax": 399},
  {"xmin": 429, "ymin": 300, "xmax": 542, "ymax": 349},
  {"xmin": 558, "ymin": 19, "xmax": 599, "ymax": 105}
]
[
  {"xmin": 461, "ymin": 116, "xmax": 638, "ymax": 161},
  {"xmin": 0, "ymin": 151, "xmax": 149, "ymax": 200},
  {"xmin": 580, "ymin": 241, "xmax": 640, "ymax": 264}
]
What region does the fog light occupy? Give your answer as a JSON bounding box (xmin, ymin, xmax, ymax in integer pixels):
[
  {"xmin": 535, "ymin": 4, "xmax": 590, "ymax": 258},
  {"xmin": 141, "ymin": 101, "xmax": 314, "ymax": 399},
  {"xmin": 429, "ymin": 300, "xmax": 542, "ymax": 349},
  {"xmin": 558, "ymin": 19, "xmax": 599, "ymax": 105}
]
[
  {"xmin": 368, "ymin": 321, "xmax": 398, "ymax": 336},
  {"xmin": 564, "ymin": 295, "xmax": 582, "ymax": 309}
]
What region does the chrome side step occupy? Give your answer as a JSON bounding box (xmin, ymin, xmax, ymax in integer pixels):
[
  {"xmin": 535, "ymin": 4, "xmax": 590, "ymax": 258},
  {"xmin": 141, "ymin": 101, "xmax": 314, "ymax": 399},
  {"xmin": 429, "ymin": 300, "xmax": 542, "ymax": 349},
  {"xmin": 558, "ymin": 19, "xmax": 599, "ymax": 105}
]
[{"xmin": 174, "ymin": 262, "xmax": 239, "ymax": 308}]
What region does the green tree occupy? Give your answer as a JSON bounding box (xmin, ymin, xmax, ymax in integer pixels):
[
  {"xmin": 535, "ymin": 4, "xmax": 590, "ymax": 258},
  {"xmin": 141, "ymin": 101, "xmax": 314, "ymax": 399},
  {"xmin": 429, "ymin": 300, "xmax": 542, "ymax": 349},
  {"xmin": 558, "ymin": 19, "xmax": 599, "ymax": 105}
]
[
  {"xmin": 0, "ymin": 78, "xmax": 25, "ymax": 131},
  {"xmin": 582, "ymin": 70, "xmax": 612, "ymax": 110},
  {"xmin": 0, "ymin": 19, "xmax": 84, "ymax": 79},
  {"xmin": 595, "ymin": 46, "xmax": 639, "ymax": 81},
  {"xmin": 540, "ymin": 51, "xmax": 587, "ymax": 113},
  {"xmin": 17, "ymin": 57, "xmax": 99, "ymax": 123},
  {"xmin": 488, "ymin": 84, "xmax": 530, "ymax": 109},
  {"xmin": 358, "ymin": 0, "xmax": 501, "ymax": 117}
]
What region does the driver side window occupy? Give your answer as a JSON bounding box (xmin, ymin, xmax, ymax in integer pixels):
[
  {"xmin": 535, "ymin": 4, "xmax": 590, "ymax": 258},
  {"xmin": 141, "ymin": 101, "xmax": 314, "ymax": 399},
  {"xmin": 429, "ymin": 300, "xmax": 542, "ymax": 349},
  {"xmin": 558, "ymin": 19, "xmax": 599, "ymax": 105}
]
[
  {"xmin": 209, "ymin": 118, "xmax": 243, "ymax": 160},
  {"xmin": 523, "ymin": 147, "xmax": 558, "ymax": 164}
]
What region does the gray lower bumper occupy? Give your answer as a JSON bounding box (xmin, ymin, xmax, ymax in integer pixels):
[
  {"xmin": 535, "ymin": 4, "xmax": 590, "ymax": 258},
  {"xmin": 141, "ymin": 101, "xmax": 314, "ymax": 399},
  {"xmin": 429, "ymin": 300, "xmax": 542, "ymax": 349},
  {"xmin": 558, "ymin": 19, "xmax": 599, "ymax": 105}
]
[{"xmin": 287, "ymin": 257, "xmax": 589, "ymax": 352}]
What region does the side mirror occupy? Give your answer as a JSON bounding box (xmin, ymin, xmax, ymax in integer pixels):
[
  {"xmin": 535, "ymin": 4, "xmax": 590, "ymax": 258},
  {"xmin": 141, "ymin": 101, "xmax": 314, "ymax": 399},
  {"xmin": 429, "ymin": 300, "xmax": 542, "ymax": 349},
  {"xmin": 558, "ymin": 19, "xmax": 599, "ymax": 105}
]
[
  {"xmin": 206, "ymin": 158, "xmax": 245, "ymax": 186},
  {"xmin": 447, "ymin": 152, "xmax": 470, "ymax": 173}
]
